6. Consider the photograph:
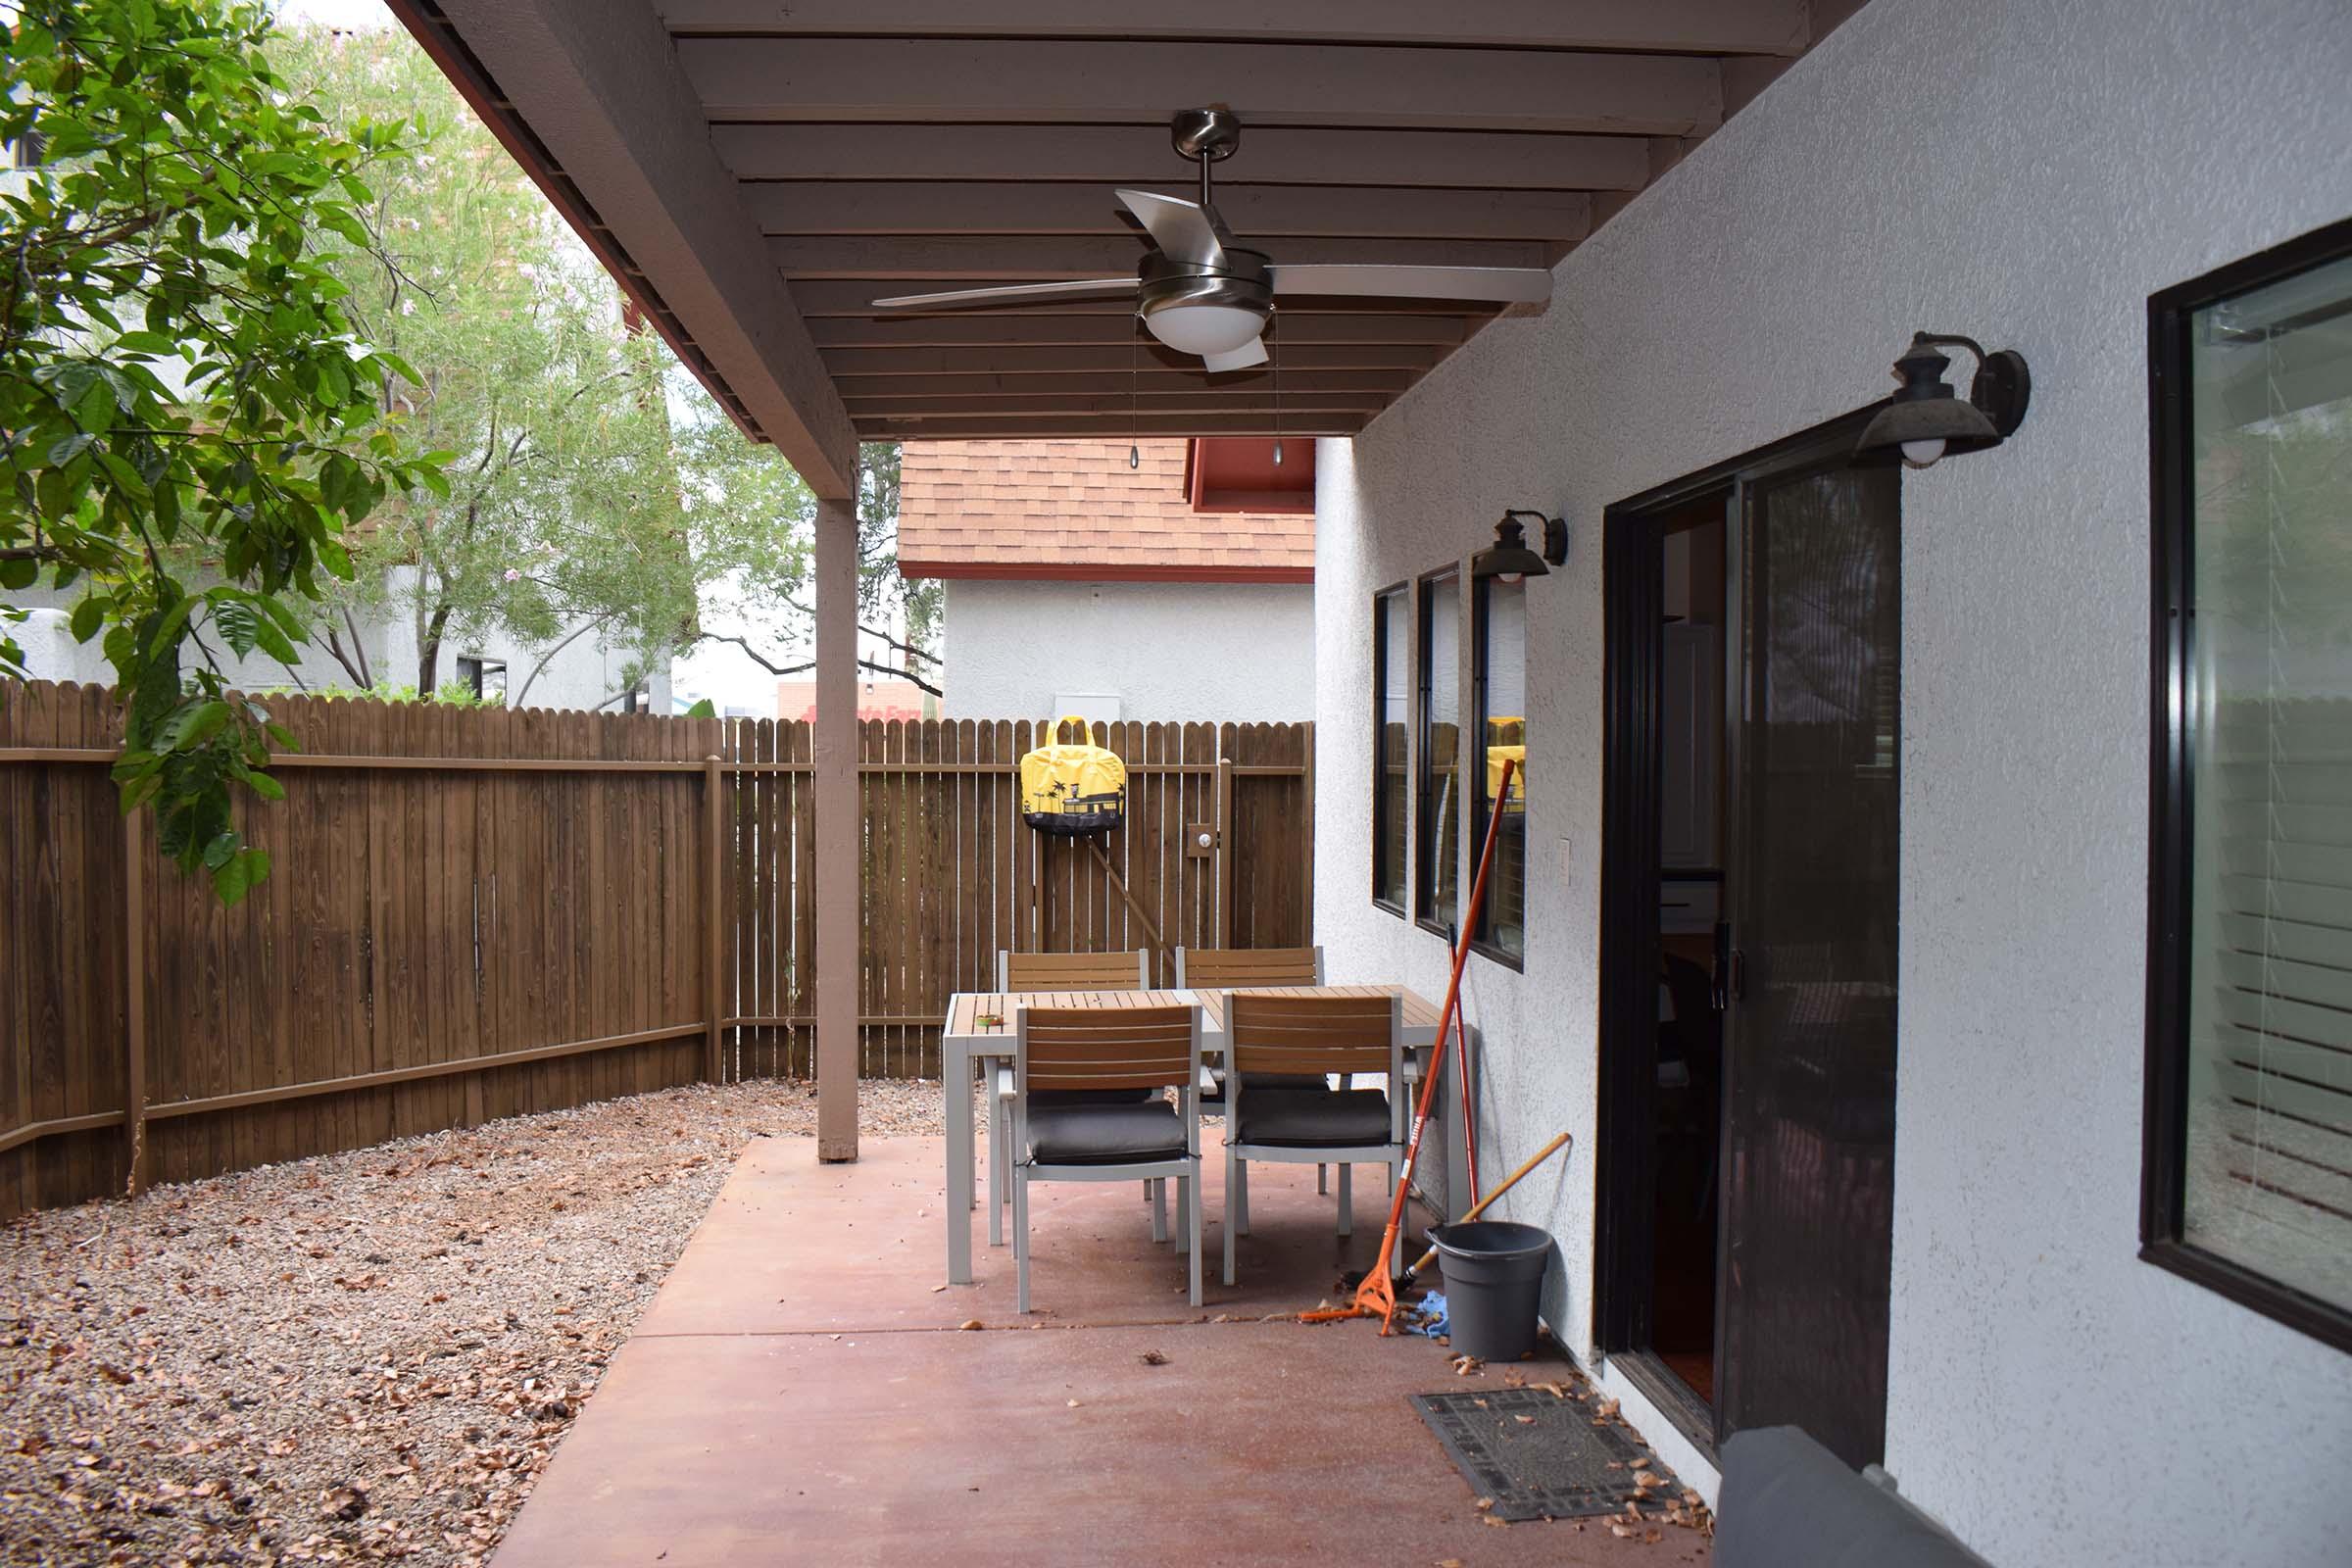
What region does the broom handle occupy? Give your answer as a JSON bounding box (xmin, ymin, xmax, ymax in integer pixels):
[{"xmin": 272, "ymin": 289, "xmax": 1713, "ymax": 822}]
[
  {"xmin": 1407, "ymin": 1128, "xmax": 1572, "ymax": 1277},
  {"xmin": 1372, "ymin": 760, "xmax": 1518, "ymax": 1248}
]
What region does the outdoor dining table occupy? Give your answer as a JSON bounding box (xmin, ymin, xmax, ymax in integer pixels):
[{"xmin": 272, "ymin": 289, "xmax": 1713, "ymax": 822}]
[{"xmin": 938, "ymin": 984, "xmax": 1464, "ymax": 1286}]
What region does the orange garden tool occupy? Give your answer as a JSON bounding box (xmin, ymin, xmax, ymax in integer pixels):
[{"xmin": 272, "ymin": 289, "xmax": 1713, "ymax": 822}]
[{"xmin": 1303, "ymin": 759, "xmax": 1515, "ymax": 1333}]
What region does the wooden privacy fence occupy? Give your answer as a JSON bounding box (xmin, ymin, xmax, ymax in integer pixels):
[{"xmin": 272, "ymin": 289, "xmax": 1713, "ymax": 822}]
[{"xmin": 0, "ymin": 682, "xmax": 1311, "ymax": 1219}]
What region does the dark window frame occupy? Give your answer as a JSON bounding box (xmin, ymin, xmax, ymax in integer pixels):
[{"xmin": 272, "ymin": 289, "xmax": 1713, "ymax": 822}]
[
  {"xmin": 1469, "ymin": 571, "xmax": 1527, "ymax": 970},
  {"xmin": 2141, "ymin": 214, "xmax": 2352, "ymax": 1356},
  {"xmin": 1372, "ymin": 580, "xmax": 1410, "ymax": 918},
  {"xmin": 1415, "ymin": 564, "xmax": 1464, "ymax": 940},
  {"xmin": 454, "ymin": 655, "xmax": 507, "ymax": 702}
]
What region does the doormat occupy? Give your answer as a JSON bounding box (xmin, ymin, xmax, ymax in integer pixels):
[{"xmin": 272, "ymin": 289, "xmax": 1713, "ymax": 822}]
[{"xmin": 1411, "ymin": 1387, "xmax": 1685, "ymax": 1522}]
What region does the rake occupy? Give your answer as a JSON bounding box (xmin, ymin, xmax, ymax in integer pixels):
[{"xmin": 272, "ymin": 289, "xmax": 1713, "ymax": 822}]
[{"xmin": 1301, "ymin": 758, "xmax": 1515, "ymax": 1333}]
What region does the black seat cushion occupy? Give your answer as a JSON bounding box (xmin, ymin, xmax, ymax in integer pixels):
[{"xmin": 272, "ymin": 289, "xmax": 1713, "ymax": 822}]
[
  {"xmin": 1030, "ymin": 1088, "xmax": 1159, "ymax": 1106},
  {"xmin": 1233, "ymin": 1088, "xmax": 1393, "ymax": 1149},
  {"xmin": 1027, "ymin": 1102, "xmax": 1186, "ymax": 1165},
  {"xmin": 1202, "ymin": 1070, "xmax": 1326, "ymax": 1104}
]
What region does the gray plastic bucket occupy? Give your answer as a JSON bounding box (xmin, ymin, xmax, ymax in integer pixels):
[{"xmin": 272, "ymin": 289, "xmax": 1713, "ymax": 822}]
[{"xmin": 1426, "ymin": 1220, "xmax": 1553, "ymax": 1361}]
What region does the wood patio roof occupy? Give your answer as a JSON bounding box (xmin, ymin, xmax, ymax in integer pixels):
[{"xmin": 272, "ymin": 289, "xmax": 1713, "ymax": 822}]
[{"xmin": 387, "ymin": 1, "xmax": 1870, "ymax": 497}]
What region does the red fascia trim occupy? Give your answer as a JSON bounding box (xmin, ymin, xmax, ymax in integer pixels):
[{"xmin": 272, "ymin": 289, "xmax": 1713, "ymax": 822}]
[{"xmin": 900, "ymin": 561, "xmax": 1313, "ymax": 585}]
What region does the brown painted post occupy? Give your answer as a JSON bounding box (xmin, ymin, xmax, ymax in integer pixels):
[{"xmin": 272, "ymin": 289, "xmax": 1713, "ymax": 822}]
[
  {"xmin": 812, "ymin": 492, "xmax": 860, "ymax": 1160},
  {"xmin": 1215, "ymin": 754, "xmax": 1235, "ymax": 948},
  {"xmin": 122, "ymin": 809, "xmax": 146, "ymax": 1196},
  {"xmin": 1300, "ymin": 721, "xmax": 1316, "ymax": 944},
  {"xmin": 704, "ymin": 753, "xmax": 725, "ymax": 1084}
]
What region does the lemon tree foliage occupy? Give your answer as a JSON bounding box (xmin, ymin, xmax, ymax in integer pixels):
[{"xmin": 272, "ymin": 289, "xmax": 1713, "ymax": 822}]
[{"xmin": 0, "ymin": 1, "xmax": 443, "ymax": 903}]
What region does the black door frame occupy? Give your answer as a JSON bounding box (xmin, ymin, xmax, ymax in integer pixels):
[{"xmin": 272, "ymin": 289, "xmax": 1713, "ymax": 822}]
[{"xmin": 1592, "ymin": 405, "xmax": 1886, "ymax": 1454}]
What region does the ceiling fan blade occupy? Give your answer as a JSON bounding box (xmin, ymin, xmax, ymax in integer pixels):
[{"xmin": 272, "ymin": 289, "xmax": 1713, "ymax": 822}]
[
  {"xmin": 870, "ymin": 278, "xmax": 1139, "ymax": 311},
  {"xmin": 1268, "ymin": 263, "xmax": 1552, "ymax": 305},
  {"xmin": 1200, "ymin": 336, "xmax": 1269, "ymax": 374},
  {"xmin": 1116, "ymin": 189, "xmax": 1227, "ymax": 267}
]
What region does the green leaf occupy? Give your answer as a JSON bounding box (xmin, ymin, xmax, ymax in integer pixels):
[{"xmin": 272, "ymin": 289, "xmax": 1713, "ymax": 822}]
[
  {"xmin": 685, "ymin": 698, "xmax": 717, "ymax": 718},
  {"xmin": 244, "ymin": 771, "xmax": 285, "ymax": 802},
  {"xmin": 68, "ymin": 596, "xmax": 108, "ymax": 643},
  {"xmin": 202, "ymin": 829, "xmax": 239, "ymax": 871}
]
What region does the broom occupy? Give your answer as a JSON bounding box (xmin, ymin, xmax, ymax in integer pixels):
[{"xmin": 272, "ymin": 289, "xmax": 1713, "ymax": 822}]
[{"xmin": 1301, "ymin": 758, "xmax": 1515, "ymax": 1333}]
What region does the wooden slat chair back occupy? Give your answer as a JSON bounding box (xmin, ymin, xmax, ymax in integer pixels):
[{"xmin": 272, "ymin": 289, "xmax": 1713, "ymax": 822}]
[
  {"xmin": 1008, "ymin": 1003, "xmax": 1205, "ymax": 1311},
  {"xmin": 999, "ymin": 949, "xmax": 1152, "ymax": 991},
  {"xmin": 1018, "ymin": 1006, "xmax": 1198, "ymax": 1094},
  {"xmin": 1173, "ymin": 945, "xmax": 1324, "ymax": 989},
  {"xmin": 1220, "ymin": 991, "xmax": 1406, "ymax": 1289},
  {"xmin": 1228, "ymin": 991, "xmax": 1398, "ymax": 1078}
]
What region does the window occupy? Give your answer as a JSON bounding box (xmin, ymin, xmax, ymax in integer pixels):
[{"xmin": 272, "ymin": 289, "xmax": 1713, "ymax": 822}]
[
  {"xmin": 1373, "ymin": 584, "xmax": 1410, "ymax": 913},
  {"xmin": 455, "ymin": 656, "xmax": 507, "ymax": 703},
  {"xmin": 1416, "ymin": 568, "xmax": 1461, "ymax": 935},
  {"xmin": 2145, "ymin": 217, "xmax": 2352, "ymax": 1351},
  {"xmin": 1473, "ymin": 573, "xmax": 1528, "ymax": 965}
]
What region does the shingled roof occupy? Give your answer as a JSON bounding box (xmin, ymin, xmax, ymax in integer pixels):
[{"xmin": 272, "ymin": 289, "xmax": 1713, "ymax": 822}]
[{"xmin": 895, "ymin": 440, "xmax": 1313, "ymax": 584}]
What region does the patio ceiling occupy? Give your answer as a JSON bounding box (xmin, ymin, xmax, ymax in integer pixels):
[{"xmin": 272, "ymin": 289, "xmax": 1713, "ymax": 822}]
[{"xmin": 389, "ymin": 1, "xmax": 1869, "ymax": 496}]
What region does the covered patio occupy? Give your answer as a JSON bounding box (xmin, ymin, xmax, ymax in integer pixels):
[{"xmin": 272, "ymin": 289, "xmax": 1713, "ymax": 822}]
[{"xmin": 489, "ymin": 1133, "xmax": 1693, "ymax": 1567}]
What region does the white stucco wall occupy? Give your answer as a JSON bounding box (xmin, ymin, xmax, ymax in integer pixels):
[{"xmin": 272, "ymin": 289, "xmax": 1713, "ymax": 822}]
[
  {"xmin": 12, "ymin": 564, "xmax": 669, "ymax": 712},
  {"xmin": 1313, "ymin": 2, "xmax": 2352, "ymax": 1563},
  {"xmin": 939, "ymin": 578, "xmax": 1313, "ymax": 721}
]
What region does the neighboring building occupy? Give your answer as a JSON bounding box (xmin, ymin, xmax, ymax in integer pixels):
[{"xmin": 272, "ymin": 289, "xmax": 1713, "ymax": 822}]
[
  {"xmin": 897, "ymin": 438, "xmax": 1313, "ymax": 723},
  {"xmin": 773, "ymin": 676, "xmax": 934, "ymax": 723},
  {"xmin": 11, "ymin": 571, "xmax": 671, "ymax": 713}
]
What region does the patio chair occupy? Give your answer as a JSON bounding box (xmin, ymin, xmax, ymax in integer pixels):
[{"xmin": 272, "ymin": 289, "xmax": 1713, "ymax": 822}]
[
  {"xmin": 1003, "ymin": 1002, "xmax": 1206, "ymax": 1311},
  {"xmin": 1174, "ymin": 946, "xmax": 1340, "ymax": 1195},
  {"xmin": 1219, "ymin": 991, "xmax": 1406, "ymax": 1288},
  {"xmin": 992, "ymin": 950, "xmax": 1159, "ymax": 1246}
]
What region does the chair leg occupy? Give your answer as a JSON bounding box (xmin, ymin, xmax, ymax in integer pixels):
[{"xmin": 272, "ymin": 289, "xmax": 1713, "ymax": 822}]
[
  {"xmin": 1013, "ymin": 1169, "xmax": 1032, "ymax": 1314},
  {"xmin": 1152, "ymin": 1177, "xmax": 1168, "ymax": 1244},
  {"xmin": 1223, "ymin": 1143, "xmax": 1240, "ymax": 1287},
  {"xmin": 1174, "ymin": 1174, "xmax": 1191, "ymax": 1254},
  {"xmin": 987, "ymin": 1101, "xmax": 1005, "ymax": 1249},
  {"xmin": 1187, "ymin": 1169, "xmax": 1202, "ymax": 1306},
  {"xmin": 1318, "ymin": 1163, "xmax": 1328, "ymax": 1196},
  {"xmin": 1235, "ymin": 1160, "xmax": 1251, "ymax": 1238},
  {"xmin": 1337, "ymin": 1163, "xmax": 1352, "ymax": 1238}
]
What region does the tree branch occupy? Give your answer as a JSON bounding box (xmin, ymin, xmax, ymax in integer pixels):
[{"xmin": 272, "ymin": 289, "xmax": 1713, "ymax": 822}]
[{"xmin": 692, "ymin": 632, "xmax": 944, "ymax": 698}]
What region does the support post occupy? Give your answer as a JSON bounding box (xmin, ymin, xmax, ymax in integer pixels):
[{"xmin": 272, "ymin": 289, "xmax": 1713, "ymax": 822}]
[
  {"xmin": 1299, "ymin": 720, "xmax": 1315, "ymax": 944},
  {"xmin": 813, "ymin": 490, "xmax": 861, "ymax": 1160},
  {"xmin": 1215, "ymin": 754, "xmax": 1235, "ymax": 948},
  {"xmin": 122, "ymin": 809, "xmax": 147, "ymax": 1196},
  {"xmin": 704, "ymin": 753, "xmax": 725, "ymax": 1084}
]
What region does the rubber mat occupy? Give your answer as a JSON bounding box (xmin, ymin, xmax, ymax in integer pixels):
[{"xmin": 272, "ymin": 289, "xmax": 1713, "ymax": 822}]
[{"xmin": 1411, "ymin": 1387, "xmax": 1678, "ymax": 1522}]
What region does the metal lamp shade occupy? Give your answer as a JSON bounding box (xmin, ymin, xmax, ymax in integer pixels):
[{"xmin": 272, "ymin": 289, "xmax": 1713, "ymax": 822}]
[
  {"xmin": 1472, "ymin": 515, "xmax": 1551, "ymax": 579},
  {"xmin": 1853, "ymin": 392, "xmax": 2002, "ymax": 466}
]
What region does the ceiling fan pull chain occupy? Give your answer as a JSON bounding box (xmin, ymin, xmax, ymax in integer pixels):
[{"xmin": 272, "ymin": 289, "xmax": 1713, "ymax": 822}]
[{"xmin": 1272, "ymin": 315, "xmax": 1283, "ymax": 466}]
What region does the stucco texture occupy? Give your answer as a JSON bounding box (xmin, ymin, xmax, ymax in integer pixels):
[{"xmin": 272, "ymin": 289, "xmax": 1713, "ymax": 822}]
[
  {"xmin": 1313, "ymin": 1, "xmax": 2352, "ymax": 1563},
  {"xmin": 941, "ymin": 577, "xmax": 1314, "ymax": 722}
]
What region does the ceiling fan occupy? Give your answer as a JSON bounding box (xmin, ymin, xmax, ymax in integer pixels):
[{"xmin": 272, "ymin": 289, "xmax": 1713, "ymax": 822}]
[{"xmin": 869, "ymin": 108, "xmax": 1554, "ymax": 373}]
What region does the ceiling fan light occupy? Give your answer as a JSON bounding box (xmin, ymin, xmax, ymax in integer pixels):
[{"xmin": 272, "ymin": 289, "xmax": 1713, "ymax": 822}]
[{"xmin": 1142, "ymin": 302, "xmax": 1264, "ymax": 358}]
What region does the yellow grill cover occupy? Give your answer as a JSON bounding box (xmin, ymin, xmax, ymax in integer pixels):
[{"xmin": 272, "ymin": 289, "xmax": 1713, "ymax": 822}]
[{"xmin": 1020, "ymin": 715, "xmax": 1128, "ymax": 836}]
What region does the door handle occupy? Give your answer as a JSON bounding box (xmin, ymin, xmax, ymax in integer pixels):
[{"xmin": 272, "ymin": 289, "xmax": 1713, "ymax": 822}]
[
  {"xmin": 1710, "ymin": 920, "xmax": 1732, "ymax": 1010},
  {"xmin": 1728, "ymin": 949, "xmax": 1748, "ymax": 1003}
]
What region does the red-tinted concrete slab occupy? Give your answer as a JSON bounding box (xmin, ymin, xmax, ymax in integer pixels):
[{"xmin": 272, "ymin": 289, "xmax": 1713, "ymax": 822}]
[
  {"xmin": 636, "ymin": 1134, "xmax": 1426, "ymax": 1336},
  {"xmin": 495, "ymin": 1137, "xmax": 1711, "ymax": 1568},
  {"xmin": 495, "ymin": 1321, "xmax": 1705, "ymax": 1568}
]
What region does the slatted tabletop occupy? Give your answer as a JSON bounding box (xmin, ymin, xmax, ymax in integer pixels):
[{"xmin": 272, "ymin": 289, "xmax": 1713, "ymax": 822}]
[{"xmin": 945, "ymin": 985, "xmax": 1443, "ymax": 1042}]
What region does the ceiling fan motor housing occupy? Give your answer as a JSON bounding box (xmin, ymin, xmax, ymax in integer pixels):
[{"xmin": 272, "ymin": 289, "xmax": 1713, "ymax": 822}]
[{"xmin": 1137, "ymin": 246, "xmax": 1273, "ymax": 323}]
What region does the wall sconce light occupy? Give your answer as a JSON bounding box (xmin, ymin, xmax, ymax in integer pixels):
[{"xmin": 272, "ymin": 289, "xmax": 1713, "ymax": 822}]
[
  {"xmin": 1854, "ymin": 332, "xmax": 2032, "ymax": 469},
  {"xmin": 1472, "ymin": 511, "xmax": 1561, "ymax": 582}
]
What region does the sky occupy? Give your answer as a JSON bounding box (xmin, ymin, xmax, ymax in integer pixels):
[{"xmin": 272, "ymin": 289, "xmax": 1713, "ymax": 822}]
[{"xmin": 267, "ymin": 0, "xmax": 913, "ymax": 717}]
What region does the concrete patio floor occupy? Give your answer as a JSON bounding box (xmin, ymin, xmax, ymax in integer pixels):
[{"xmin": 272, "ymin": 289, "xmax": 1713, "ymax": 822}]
[{"xmin": 491, "ymin": 1132, "xmax": 1709, "ymax": 1567}]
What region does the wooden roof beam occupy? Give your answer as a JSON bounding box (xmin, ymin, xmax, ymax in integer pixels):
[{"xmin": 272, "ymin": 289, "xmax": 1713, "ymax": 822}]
[
  {"xmin": 397, "ymin": 0, "xmax": 858, "ymax": 496},
  {"xmin": 744, "ymin": 183, "xmax": 1592, "ymax": 243},
  {"xmin": 832, "ymin": 368, "xmax": 1419, "ymax": 398},
  {"xmin": 773, "ymin": 235, "xmax": 1547, "ymax": 280},
  {"xmin": 710, "ymin": 124, "xmax": 1653, "ymax": 191},
  {"xmin": 784, "ymin": 279, "xmax": 1494, "ymax": 318},
  {"xmin": 658, "ymin": 1, "xmax": 1814, "ymax": 56},
  {"xmin": 863, "ymin": 413, "xmax": 1368, "ymax": 438},
  {"xmin": 677, "ymin": 39, "xmax": 1723, "ymax": 135},
  {"xmin": 820, "ymin": 343, "xmax": 1444, "ymax": 375},
  {"xmin": 808, "ymin": 315, "xmax": 1468, "ymax": 349}
]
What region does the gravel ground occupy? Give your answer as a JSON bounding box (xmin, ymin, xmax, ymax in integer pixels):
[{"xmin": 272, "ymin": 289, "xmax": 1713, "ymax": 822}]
[{"xmin": 0, "ymin": 1078, "xmax": 947, "ymax": 1567}]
